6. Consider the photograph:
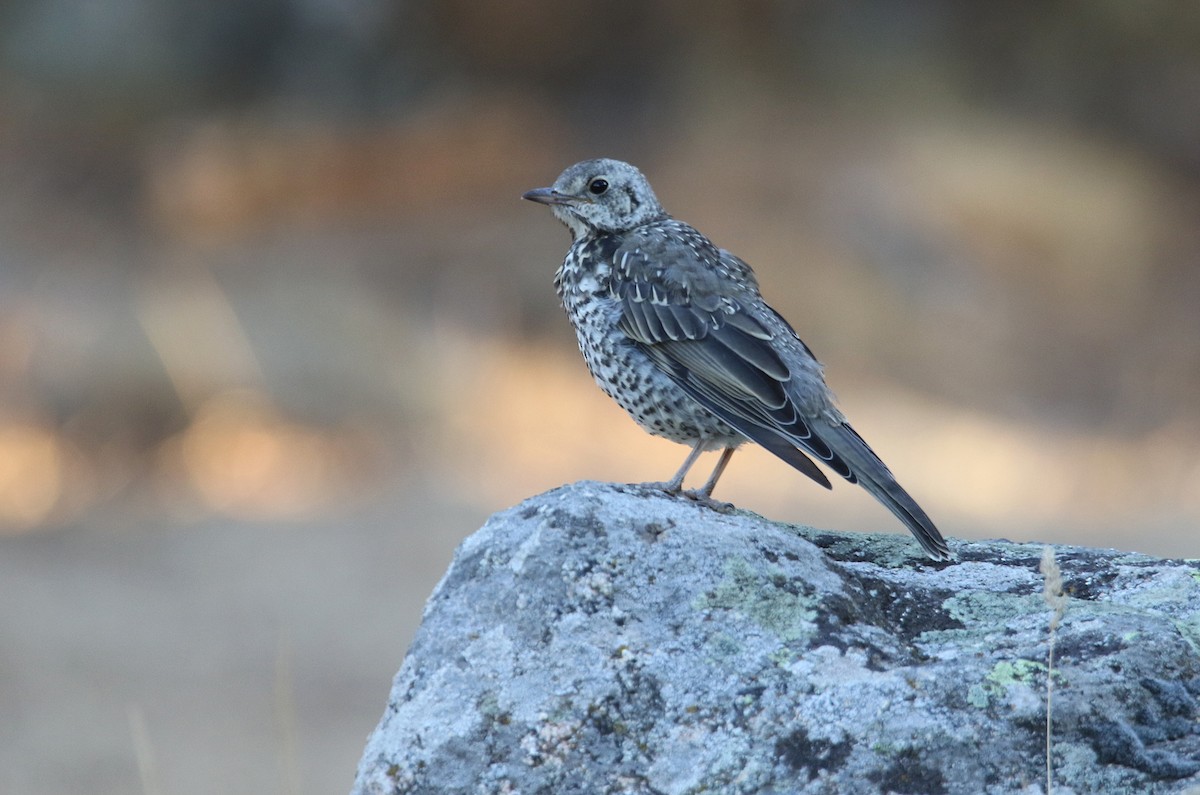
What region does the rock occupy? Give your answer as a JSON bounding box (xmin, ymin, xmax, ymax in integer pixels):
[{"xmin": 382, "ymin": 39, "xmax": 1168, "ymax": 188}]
[{"xmin": 352, "ymin": 481, "xmax": 1200, "ymax": 795}]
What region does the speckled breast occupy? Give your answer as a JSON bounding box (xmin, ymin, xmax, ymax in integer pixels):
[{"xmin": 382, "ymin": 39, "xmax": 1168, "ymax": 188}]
[{"xmin": 555, "ymin": 236, "xmax": 744, "ymax": 449}]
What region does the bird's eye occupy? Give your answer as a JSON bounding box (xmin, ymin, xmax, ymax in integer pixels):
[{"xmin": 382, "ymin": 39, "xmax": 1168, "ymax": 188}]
[{"xmin": 588, "ymin": 178, "xmax": 609, "ymax": 195}]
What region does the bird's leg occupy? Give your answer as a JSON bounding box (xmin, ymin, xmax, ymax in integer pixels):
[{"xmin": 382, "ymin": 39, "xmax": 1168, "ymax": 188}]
[
  {"xmin": 641, "ymin": 439, "xmax": 706, "ymax": 494},
  {"xmin": 682, "ymin": 446, "xmax": 736, "ymax": 511},
  {"xmin": 694, "ymin": 446, "xmax": 736, "ymax": 497}
]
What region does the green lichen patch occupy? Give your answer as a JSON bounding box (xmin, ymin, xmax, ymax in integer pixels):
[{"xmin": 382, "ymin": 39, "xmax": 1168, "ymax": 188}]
[
  {"xmin": 696, "ymin": 557, "xmax": 819, "ymax": 644},
  {"xmin": 968, "ymin": 658, "xmax": 1051, "ymax": 709}
]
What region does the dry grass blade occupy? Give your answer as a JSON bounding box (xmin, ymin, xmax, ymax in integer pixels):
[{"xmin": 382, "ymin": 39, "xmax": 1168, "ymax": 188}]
[{"xmin": 1040, "ymin": 546, "xmax": 1067, "ymax": 795}]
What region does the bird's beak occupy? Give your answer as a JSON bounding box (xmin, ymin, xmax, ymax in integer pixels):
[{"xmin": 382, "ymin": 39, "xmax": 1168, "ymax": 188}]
[{"xmin": 522, "ymin": 187, "xmax": 586, "ymax": 206}]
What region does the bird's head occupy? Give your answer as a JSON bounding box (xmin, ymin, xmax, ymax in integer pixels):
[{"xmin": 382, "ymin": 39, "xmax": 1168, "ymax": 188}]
[{"xmin": 523, "ymin": 158, "xmax": 666, "ymax": 240}]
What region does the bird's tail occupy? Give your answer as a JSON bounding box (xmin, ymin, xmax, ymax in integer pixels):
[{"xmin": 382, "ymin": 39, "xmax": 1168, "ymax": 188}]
[{"xmin": 811, "ymin": 418, "xmax": 952, "ymax": 561}]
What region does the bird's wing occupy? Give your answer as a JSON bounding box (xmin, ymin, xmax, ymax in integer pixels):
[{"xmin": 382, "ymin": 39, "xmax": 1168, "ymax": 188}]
[
  {"xmin": 615, "ymin": 239, "xmax": 951, "ymax": 560},
  {"xmin": 614, "ymin": 245, "xmax": 837, "ymax": 489}
]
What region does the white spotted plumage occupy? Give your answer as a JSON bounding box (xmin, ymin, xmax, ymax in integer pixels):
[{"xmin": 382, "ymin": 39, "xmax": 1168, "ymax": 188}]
[
  {"xmin": 526, "ymin": 158, "xmax": 952, "ymax": 561},
  {"xmin": 555, "ymin": 229, "xmax": 745, "ymax": 449}
]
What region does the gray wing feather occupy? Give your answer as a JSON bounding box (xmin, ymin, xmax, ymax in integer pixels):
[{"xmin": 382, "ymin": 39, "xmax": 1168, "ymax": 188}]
[
  {"xmin": 614, "ymin": 242, "xmax": 950, "ymax": 561},
  {"xmin": 806, "ymin": 417, "xmax": 952, "ymax": 561},
  {"xmin": 617, "ymin": 276, "xmax": 834, "ymax": 488},
  {"xmin": 660, "ymin": 339, "xmax": 789, "ymax": 409}
]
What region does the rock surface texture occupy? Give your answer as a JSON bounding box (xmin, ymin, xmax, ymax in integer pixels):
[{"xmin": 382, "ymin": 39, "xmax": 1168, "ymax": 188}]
[{"xmin": 352, "ymin": 481, "xmax": 1200, "ymax": 795}]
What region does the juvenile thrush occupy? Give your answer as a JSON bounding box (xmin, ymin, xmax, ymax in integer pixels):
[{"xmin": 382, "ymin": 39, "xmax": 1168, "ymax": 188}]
[{"xmin": 523, "ymin": 158, "xmax": 951, "ymax": 561}]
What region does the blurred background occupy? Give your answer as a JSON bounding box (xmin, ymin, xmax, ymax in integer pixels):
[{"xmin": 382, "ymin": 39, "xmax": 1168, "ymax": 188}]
[{"xmin": 0, "ymin": 1, "xmax": 1197, "ymax": 793}]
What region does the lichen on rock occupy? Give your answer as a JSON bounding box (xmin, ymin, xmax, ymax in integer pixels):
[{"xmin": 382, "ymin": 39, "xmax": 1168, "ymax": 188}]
[{"xmin": 352, "ymin": 481, "xmax": 1200, "ymax": 794}]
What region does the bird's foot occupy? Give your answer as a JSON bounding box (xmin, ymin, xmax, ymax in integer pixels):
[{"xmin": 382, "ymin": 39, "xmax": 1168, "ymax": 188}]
[
  {"xmin": 679, "ymin": 489, "xmax": 735, "ymax": 512},
  {"xmin": 634, "ymin": 480, "xmax": 684, "ymax": 495},
  {"xmin": 628, "ymin": 481, "xmax": 734, "ymax": 512}
]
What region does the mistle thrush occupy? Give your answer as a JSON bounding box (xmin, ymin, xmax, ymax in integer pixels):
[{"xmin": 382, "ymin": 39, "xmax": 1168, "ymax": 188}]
[{"xmin": 523, "ymin": 158, "xmax": 951, "ymax": 561}]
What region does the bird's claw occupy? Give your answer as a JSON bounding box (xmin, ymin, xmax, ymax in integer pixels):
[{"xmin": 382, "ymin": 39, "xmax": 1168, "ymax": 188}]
[
  {"xmin": 634, "ymin": 480, "xmax": 683, "ymax": 495},
  {"xmin": 681, "ymin": 489, "xmax": 735, "ymax": 512},
  {"xmin": 629, "ymin": 481, "xmax": 734, "ymax": 511}
]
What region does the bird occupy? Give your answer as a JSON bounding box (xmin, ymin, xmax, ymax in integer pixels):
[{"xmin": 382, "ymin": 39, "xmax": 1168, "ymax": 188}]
[{"xmin": 522, "ymin": 158, "xmax": 952, "ymax": 561}]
